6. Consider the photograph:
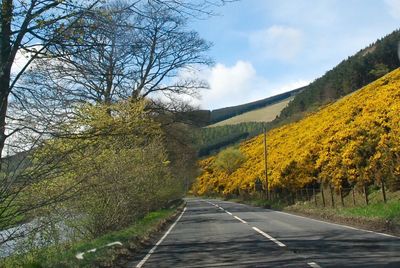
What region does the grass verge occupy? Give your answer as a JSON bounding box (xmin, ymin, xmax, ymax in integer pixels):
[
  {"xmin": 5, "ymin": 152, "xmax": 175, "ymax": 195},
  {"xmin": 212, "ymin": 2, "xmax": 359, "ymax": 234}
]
[
  {"xmin": 2, "ymin": 204, "xmax": 184, "ymax": 268},
  {"xmin": 339, "ymin": 200, "xmax": 400, "ymax": 222},
  {"xmin": 285, "ymin": 199, "xmax": 400, "ymax": 236}
]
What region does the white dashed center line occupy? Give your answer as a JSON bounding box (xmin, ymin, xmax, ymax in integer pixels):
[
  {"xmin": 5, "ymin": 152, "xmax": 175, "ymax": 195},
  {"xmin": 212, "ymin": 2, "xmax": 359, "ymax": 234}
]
[
  {"xmin": 234, "ymin": 215, "xmax": 247, "ymax": 224},
  {"xmin": 207, "ymin": 201, "xmax": 285, "ymax": 249},
  {"xmin": 252, "ymin": 227, "xmax": 286, "ymax": 247},
  {"xmin": 307, "ymin": 262, "xmax": 321, "ymax": 268}
]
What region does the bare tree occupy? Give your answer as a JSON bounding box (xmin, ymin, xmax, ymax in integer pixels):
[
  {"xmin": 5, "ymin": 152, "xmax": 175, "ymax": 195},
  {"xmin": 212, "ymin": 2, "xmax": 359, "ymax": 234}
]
[
  {"xmin": 0, "ymin": 0, "xmax": 104, "ymax": 159},
  {"xmin": 0, "ymin": 0, "xmax": 233, "ymax": 255},
  {"xmin": 20, "ymin": 1, "xmax": 212, "ymax": 111}
]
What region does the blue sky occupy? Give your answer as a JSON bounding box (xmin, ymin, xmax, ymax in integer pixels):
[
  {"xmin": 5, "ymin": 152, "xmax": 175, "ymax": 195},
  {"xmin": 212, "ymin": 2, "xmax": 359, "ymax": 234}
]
[{"xmin": 189, "ymin": 0, "xmax": 400, "ymax": 110}]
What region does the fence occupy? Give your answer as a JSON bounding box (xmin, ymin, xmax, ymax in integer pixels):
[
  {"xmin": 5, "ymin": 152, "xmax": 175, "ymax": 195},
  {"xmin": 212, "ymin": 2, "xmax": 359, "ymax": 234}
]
[{"xmin": 263, "ymin": 180, "xmax": 400, "ymax": 208}]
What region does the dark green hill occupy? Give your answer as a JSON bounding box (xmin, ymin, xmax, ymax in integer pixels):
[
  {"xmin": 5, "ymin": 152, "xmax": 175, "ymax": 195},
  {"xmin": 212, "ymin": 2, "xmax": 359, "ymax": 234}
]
[{"xmin": 277, "ymin": 28, "xmax": 400, "ymax": 122}]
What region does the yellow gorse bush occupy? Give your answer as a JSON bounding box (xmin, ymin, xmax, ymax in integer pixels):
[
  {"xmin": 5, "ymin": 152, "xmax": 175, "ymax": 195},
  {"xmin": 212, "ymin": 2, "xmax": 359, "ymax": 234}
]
[{"xmin": 193, "ymin": 68, "xmax": 400, "ymax": 196}]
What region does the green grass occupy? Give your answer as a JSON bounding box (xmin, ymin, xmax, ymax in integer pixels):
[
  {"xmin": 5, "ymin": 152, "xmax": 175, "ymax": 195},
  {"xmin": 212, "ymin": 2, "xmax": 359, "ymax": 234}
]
[
  {"xmin": 339, "ymin": 200, "xmax": 400, "ymax": 221},
  {"xmin": 210, "ymin": 98, "xmax": 292, "ymax": 127},
  {"xmin": 2, "ymin": 208, "xmax": 179, "ymax": 268}
]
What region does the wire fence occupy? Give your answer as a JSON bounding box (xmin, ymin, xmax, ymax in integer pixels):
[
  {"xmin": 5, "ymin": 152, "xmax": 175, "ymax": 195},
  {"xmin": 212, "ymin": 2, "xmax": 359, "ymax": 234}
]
[{"xmin": 263, "ymin": 180, "xmax": 400, "ymax": 208}]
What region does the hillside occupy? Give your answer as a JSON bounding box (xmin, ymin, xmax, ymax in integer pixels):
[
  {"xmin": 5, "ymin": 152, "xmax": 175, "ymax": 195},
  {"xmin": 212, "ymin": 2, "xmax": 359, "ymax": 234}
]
[
  {"xmin": 193, "ymin": 30, "xmax": 400, "ymax": 157},
  {"xmin": 277, "ymin": 29, "xmax": 400, "ymax": 123},
  {"xmin": 206, "ymin": 87, "xmax": 303, "ymax": 124},
  {"xmin": 193, "ymin": 68, "xmax": 400, "ymax": 196},
  {"xmin": 209, "ymin": 98, "xmax": 292, "ymax": 127}
]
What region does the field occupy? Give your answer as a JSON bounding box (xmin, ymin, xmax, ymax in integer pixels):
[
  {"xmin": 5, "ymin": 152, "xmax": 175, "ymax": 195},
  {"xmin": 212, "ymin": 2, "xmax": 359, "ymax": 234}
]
[{"xmin": 209, "ymin": 98, "xmax": 292, "ymax": 127}]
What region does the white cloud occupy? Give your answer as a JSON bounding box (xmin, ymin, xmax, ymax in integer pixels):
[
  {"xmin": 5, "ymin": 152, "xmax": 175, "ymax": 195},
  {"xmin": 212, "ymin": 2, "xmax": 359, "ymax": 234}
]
[
  {"xmin": 249, "ymin": 25, "xmax": 304, "ymax": 61},
  {"xmin": 198, "ymin": 61, "xmax": 268, "ymax": 109},
  {"xmin": 385, "ymin": 0, "xmax": 400, "ymax": 19},
  {"xmin": 191, "ymin": 61, "xmax": 310, "ymax": 110}
]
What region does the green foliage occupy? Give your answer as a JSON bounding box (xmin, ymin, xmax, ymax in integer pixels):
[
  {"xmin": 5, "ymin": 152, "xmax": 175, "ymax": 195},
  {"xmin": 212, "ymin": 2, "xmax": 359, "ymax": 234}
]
[
  {"xmin": 278, "ymin": 29, "xmax": 400, "ymax": 123},
  {"xmin": 29, "ymin": 100, "xmax": 183, "ymax": 239},
  {"xmin": 214, "ymin": 148, "xmax": 246, "ymax": 174},
  {"xmin": 369, "ymin": 63, "xmax": 390, "ymax": 78}
]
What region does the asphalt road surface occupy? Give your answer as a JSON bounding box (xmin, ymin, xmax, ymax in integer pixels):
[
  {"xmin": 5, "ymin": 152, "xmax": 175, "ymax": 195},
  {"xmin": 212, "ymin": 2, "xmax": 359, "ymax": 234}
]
[{"xmin": 130, "ymin": 199, "xmax": 400, "ymax": 267}]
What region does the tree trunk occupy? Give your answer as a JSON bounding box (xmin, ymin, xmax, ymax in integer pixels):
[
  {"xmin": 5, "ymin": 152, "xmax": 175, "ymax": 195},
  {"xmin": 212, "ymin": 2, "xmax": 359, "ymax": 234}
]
[
  {"xmin": 329, "ymin": 185, "xmax": 335, "ymax": 208},
  {"xmin": 0, "ymin": 78, "xmax": 9, "ymax": 161},
  {"xmin": 381, "ymin": 179, "xmax": 387, "ymax": 203},
  {"xmin": 340, "ymin": 188, "xmax": 344, "ymax": 207},
  {"xmin": 364, "ymin": 184, "xmax": 369, "ymax": 205},
  {"xmin": 321, "ymin": 185, "xmax": 326, "ymax": 207},
  {"xmin": 0, "ymin": 0, "xmax": 13, "ymax": 161}
]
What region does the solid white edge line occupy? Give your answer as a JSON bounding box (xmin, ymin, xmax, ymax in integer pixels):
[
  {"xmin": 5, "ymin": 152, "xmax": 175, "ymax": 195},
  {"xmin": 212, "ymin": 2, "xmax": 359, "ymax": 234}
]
[
  {"xmin": 234, "ymin": 215, "xmax": 247, "ymax": 224},
  {"xmin": 226, "ymin": 211, "xmax": 233, "ymax": 215},
  {"xmin": 273, "ymin": 210, "xmax": 399, "ymax": 238},
  {"xmin": 252, "ymin": 227, "xmax": 286, "ymax": 247},
  {"xmin": 136, "ymin": 207, "xmax": 187, "ymax": 268},
  {"xmin": 307, "ymin": 262, "xmax": 321, "ymax": 268}
]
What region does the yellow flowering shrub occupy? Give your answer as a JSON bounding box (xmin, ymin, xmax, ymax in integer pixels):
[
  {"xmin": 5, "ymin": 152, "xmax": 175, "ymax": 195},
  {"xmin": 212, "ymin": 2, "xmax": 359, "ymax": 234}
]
[{"xmin": 194, "ymin": 68, "xmax": 400, "ymax": 196}]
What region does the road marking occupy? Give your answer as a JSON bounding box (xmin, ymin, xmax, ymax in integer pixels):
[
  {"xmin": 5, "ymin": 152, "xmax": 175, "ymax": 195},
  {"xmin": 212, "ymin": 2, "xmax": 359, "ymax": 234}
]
[
  {"xmin": 234, "ymin": 216, "xmax": 247, "ymax": 224},
  {"xmin": 76, "ymin": 241, "xmax": 122, "ymax": 260},
  {"xmin": 136, "ymin": 207, "xmax": 187, "ymax": 268},
  {"xmin": 274, "ymin": 211, "xmax": 399, "ymax": 238},
  {"xmin": 252, "ymin": 227, "xmax": 286, "ymax": 247},
  {"xmin": 307, "ymin": 262, "xmax": 321, "ymax": 268},
  {"xmin": 225, "ymin": 211, "xmax": 233, "ymax": 215}
]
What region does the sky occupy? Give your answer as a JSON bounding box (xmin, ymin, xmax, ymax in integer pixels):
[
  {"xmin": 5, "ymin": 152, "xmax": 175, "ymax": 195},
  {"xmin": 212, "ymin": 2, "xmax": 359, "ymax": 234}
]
[{"xmin": 189, "ymin": 0, "xmax": 400, "ymax": 110}]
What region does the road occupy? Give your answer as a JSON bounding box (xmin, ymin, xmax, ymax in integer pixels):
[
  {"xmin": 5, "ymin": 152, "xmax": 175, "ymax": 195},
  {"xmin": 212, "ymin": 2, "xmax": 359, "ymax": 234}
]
[{"xmin": 130, "ymin": 199, "xmax": 400, "ymax": 267}]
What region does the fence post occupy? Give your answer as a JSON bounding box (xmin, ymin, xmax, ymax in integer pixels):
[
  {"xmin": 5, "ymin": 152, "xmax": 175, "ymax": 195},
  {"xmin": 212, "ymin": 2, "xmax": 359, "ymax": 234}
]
[
  {"xmin": 321, "ymin": 185, "xmax": 326, "ymax": 207},
  {"xmin": 364, "ymin": 184, "xmax": 369, "ymax": 205},
  {"xmin": 352, "ymin": 188, "xmax": 356, "ymax": 206},
  {"xmin": 340, "ymin": 188, "xmax": 345, "ymax": 207},
  {"xmin": 329, "ymin": 185, "xmax": 335, "ymax": 208},
  {"xmin": 381, "ymin": 179, "xmax": 387, "ymax": 203}
]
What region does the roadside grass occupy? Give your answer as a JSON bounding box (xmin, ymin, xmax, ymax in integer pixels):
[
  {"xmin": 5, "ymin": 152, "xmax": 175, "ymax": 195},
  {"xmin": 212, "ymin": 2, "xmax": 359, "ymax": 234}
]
[
  {"xmin": 339, "ymin": 200, "xmax": 400, "ymax": 222},
  {"xmin": 1, "ymin": 207, "xmax": 180, "ymax": 268}
]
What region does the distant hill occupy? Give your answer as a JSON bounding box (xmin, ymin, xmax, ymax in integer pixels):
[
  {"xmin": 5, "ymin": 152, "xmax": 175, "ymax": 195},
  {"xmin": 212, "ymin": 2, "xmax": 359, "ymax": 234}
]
[
  {"xmin": 192, "ymin": 29, "xmax": 400, "ymax": 158},
  {"xmin": 209, "ymin": 98, "xmax": 293, "ymax": 127},
  {"xmin": 277, "ymin": 28, "xmax": 400, "ymax": 123},
  {"xmin": 192, "ymin": 91, "xmax": 299, "ymax": 157},
  {"xmin": 194, "ymin": 68, "xmax": 400, "ymax": 196},
  {"xmin": 203, "ymin": 87, "xmax": 304, "ymax": 125}
]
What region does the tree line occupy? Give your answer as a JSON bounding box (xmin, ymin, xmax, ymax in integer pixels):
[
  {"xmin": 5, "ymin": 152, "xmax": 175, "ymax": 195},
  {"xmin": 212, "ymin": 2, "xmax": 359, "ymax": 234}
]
[
  {"xmin": 277, "ymin": 29, "xmax": 400, "ymax": 122},
  {"xmin": 194, "ymin": 122, "xmax": 267, "ymax": 157}
]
